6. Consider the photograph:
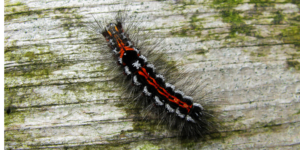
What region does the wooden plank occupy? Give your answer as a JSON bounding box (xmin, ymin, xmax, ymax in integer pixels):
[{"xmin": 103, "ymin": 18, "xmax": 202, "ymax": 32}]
[{"xmin": 4, "ymin": 0, "xmax": 300, "ymax": 149}]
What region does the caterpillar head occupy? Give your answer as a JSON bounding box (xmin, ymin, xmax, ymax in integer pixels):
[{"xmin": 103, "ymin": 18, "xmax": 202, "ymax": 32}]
[{"xmin": 190, "ymin": 103, "xmax": 204, "ymax": 119}]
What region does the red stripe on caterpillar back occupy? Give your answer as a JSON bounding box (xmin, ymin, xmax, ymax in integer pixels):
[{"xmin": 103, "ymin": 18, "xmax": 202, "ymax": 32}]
[{"xmin": 100, "ymin": 15, "xmax": 210, "ymax": 137}]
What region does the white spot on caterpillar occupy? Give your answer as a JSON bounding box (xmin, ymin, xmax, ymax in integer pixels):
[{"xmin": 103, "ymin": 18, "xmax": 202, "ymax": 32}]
[
  {"xmin": 106, "ymin": 24, "xmax": 115, "ymax": 30},
  {"xmin": 193, "ymin": 103, "xmax": 203, "ymax": 110},
  {"xmin": 143, "ymin": 86, "xmax": 152, "ymax": 96},
  {"xmin": 176, "ymin": 108, "xmax": 185, "ymax": 118},
  {"xmin": 108, "ymin": 23, "xmax": 115, "ymax": 27},
  {"xmin": 154, "ymin": 96, "xmax": 163, "ymax": 106},
  {"xmin": 165, "ymin": 104, "xmax": 174, "ymax": 113},
  {"xmin": 109, "ymin": 39, "xmax": 115, "ymax": 45},
  {"xmin": 146, "ymin": 63, "xmax": 155, "ymax": 71},
  {"xmin": 132, "ymin": 60, "xmax": 141, "ymax": 69},
  {"xmin": 175, "ymin": 90, "xmax": 184, "ymax": 96},
  {"xmin": 139, "ymin": 55, "xmax": 147, "ymax": 63},
  {"xmin": 134, "ymin": 48, "xmax": 140, "ymax": 54},
  {"xmin": 166, "ymin": 83, "xmax": 175, "ymax": 90},
  {"xmin": 186, "ymin": 115, "xmax": 196, "ymax": 123},
  {"xmin": 127, "ymin": 41, "xmax": 132, "ymax": 46},
  {"xmin": 112, "ymin": 47, "xmax": 118, "ymax": 54},
  {"xmin": 118, "ymin": 58, "xmax": 122, "ymax": 64},
  {"xmin": 124, "ymin": 66, "xmax": 131, "ymax": 75},
  {"xmin": 183, "ymin": 95, "xmax": 193, "ymax": 101},
  {"xmin": 121, "ymin": 33, "xmax": 126, "ymax": 39},
  {"xmin": 133, "ymin": 75, "xmax": 141, "ymax": 86},
  {"xmin": 156, "ymin": 74, "xmax": 165, "ymax": 81}
]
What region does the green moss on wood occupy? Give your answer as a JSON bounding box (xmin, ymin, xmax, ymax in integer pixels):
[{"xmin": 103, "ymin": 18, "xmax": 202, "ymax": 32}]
[
  {"xmin": 273, "ymin": 11, "xmax": 285, "ymax": 24},
  {"xmin": 24, "ymin": 52, "xmax": 36, "ymax": 61},
  {"xmin": 287, "ymin": 60, "xmax": 300, "ymax": 70},
  {"xmin": 280, "ymin": 25, "xmax": 300, "ymax": 69},
  {"xmin": 250, "ymin": 0, "xmax": 275, "ymax": 8},
  {"xmin": 213, "ymin": 0, "xmax": 255, "ymax": 37},
  {"xmin": 4, "ymin": 1, "xmax": 23, "ymax": 7},
  {"xmin": 4, "ymin": 40, "xmax": 18, "ymax": 53},
  {"xmin": 170, "ymin": 13, "xmax": 203, "ymax": 37},
  {"xmin": 5, "ymin": 10, "xmax": 43, "ymax": 21},
  {"xmin": 281, "ymin": 25, "xmax": 300, "ymax": 46},
  {"xmin": 5, "ymin": 110, "xmax": 26, "ymax": 126},
  {"xmin": 4, "ymin": 0, "xmax": 43, "ymax": 21},
  {"xmin": 5, "ymin": 47, "xmax": 75, "ymax": 80},
  {"xmin": 213, "ymin": 0, "xmax": 243, "ymax": 8},
  {"xmin": 220, "ymin": 9, "xmax": 243, "ymax": 24},
  {"xmin": 250, "ymin": 48, "xmax": 269, "ymax": 57},
  {"xmin": 52, "ymin": 7, "xmax": 84, "ymax": 31},
  {"xmin": 195, "ymin": 49, "xmax": 208, "ymax": 55},
  {"xmin": 229, "ymin": 22, "xmax": 254, "ymax": 37}
]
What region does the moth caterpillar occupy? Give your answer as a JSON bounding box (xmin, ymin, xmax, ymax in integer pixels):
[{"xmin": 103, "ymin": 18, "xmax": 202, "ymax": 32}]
[{"xmin": 91, "ymin": 11, "xmax": 217, "ymax": 138}]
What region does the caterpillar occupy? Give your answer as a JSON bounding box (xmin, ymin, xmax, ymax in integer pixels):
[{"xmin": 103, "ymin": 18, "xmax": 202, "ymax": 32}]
[{"xmin": 91, "ymin": 11, "xmax": 217, "ymax": 138}]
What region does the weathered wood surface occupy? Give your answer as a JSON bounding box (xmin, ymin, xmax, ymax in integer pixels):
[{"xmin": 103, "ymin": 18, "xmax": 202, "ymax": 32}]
[{"xmin": 4, "ymin": 0, "xmax": 300, "ymax": 149}]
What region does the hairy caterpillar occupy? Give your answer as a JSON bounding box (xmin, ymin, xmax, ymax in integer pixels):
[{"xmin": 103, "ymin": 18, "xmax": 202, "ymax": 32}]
[{"xmin": 91, "ymin": 11, "xmax": 217, "ymax": 138}]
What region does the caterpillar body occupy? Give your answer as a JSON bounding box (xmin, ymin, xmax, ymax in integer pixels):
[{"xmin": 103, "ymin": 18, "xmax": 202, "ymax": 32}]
[{"xmin": 93, "ymin": 13, "xmax": 216, "ymax": 138}]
